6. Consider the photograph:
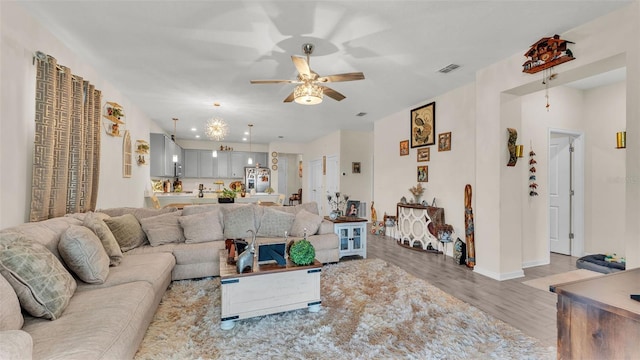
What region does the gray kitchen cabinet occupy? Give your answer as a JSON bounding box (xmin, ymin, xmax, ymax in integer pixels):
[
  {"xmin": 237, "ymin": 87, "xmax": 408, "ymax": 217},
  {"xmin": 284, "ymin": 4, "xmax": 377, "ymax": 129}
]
[
  {"xmin": 199, "ymin": 150, "xmax": 215, "ymax": 178},
  {"xmin": 150, "ymin": 133, "xmax": 183, "ymax": 178},
  {"xmin": 216, "ymin": 152, "xmax": 229, "ymax": 178},
  {"xmin": 184, "ymin": 149, "xmax": 199, "ymax": 178},
  {"xmin": 230, "ymin": 152, "xmax": 246, "ymax": 178}
]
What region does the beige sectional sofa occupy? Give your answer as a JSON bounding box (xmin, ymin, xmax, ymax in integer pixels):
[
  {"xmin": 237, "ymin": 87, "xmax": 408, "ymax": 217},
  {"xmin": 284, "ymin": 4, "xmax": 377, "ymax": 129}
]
[{"xmin": 0, "ymin": 202, "xmax": 338, "ymax": 360}]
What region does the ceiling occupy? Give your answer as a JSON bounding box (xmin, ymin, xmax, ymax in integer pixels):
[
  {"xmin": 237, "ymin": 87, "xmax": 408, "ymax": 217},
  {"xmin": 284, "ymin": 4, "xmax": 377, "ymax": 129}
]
[{"xmin": 19, "ymin": 1, "xmax": 630, "ymax": 144}]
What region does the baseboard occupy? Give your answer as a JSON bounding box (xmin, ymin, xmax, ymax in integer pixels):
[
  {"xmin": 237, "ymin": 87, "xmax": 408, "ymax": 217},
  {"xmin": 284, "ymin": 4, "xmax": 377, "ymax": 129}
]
[
  {"xmin": 473, "ymin": 266, "xmax": 525, "ymax": 281},
  {"xmin": 522, "ymin": 259, "xmax": 549, "ymax": 268}
]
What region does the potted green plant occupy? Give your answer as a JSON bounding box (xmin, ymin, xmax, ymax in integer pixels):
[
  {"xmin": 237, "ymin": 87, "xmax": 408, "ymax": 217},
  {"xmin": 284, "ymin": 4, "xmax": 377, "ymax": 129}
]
[
  {"xmin": 218, "ymin": 188, "xmax": 237, "ymax": 203},
  {"xmin": 288, "ymin": 239, "xmax": 315, "ymax": 266}
]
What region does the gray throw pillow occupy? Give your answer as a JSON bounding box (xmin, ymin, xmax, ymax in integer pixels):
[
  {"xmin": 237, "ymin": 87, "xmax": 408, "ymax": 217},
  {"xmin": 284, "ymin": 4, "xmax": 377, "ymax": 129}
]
[
  {"xmin": 59, "ymin": 225, "xmax": 110, "ymax": 284},
  {"xmin": 83, "ymin": 212, "xmax": 123, "ymax": 266},
  {"xmin": 178, "ymin": 209, "xmax": 224, "ymax": 244},
  {"xmin": 289, "ymin": 209, "xmax": 324, "ymax": 237},
  {"xmin": 0, "ymin": 232, "xmax": 76, "ymax": 320},
  {"xmin": 139, "ymin": 212, "xmax": 185, "ymax": 247},
  {"xmin": 223, "ymin": 205, "xmax": 256, "ymax": 239},
  {"xmin": 257, "ymin": 208, "xmax": 295, "ymax": 238},
  {"xmin": 104, "ymin": 214, "xmax": 147, "ymax": 252}
]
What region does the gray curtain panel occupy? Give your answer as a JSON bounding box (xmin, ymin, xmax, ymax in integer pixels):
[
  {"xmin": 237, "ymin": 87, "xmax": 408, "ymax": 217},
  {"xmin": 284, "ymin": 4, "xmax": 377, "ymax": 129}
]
[{"xmin": 30, "ymin": 55, "xmax": 101, "ymax": 222}]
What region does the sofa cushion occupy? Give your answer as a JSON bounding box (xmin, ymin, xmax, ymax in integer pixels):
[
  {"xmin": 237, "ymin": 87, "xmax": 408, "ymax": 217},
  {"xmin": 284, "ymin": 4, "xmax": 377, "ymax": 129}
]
[
  {"xmin": 59, "ymin": 225, "xmax": 110, "ymax": 284},
  {"xmin": 104, "ymin": 214, "xmax": 147, "ymax": 252},
  {"xmin": 97, "ymin": 206, "xmax": 177, "ymax": 221},
  {"xmin": 23, "ymin": 281, "xmax": 159, "ymax": 360},
  {"xmin": 0, "ymin": 330, "xmax": 32, "ymax": 360},
  {"xmin": 257, "ymin": 207, "xmax": 295, "ymax": 238},
  {"xmin": 0, "ymin": 271, "xmax": 23, "ymax": 330},
  {"xmin": 0, "ymin": 217, "xmax": 82, "ymax": 264},
  {"xmin": 179, "ymin": 209, "xmax": 224, "ymax": 243},
  {"xmin": 76, "ymin": 253, "xmax": 175, "ymax": 295},
  {"xmin": 181, "ymin": 204, "xmax": 221, "ymax": 217},
  {"xmin": 0, "ymin": 232, "xmax": 76, "ymax": 320},
  {"xmin": 83, "ymin": 212, "xmax": 123, "ymax": 266},
  {"xmin": 223, "ymin": 205, "xmax": 257, "ymax": 239},
  {"xmin": 289, "ymin": 209, "xmax": 324, "ymax": 237},
  {"xmin": 139, "ymin": 212, "xmax": 185, "ymax": 247}
]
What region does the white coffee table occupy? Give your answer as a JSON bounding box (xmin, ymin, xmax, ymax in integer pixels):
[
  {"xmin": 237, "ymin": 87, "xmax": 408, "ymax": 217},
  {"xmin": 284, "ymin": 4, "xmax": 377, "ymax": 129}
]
[{"xmin": 218, "ymin": 250, "xmax": 321, "ymax": 330}]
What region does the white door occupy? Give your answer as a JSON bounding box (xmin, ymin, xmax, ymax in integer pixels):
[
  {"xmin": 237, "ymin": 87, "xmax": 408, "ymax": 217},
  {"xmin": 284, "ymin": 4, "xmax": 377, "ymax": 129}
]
[
  {"xmin": 549, "ymin": 136, "xmax": 572, "ymax": 255},
  {"xmin": 326, "ymin": 155, "xmax": 339, "ymax": 196},
  {"xmin": 310, "ymin": 159, "xmax": 323, "ymax": 213},
  {"xmin": 278, "ymin": 157, "xmax": 287, "ymax": 198}
]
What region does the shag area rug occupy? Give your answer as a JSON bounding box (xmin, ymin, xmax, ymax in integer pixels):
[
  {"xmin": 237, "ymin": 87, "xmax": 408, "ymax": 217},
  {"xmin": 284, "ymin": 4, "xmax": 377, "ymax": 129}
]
[{"xmin": 135, "ymin": 259, "xmax": 555, "ymax": 360}]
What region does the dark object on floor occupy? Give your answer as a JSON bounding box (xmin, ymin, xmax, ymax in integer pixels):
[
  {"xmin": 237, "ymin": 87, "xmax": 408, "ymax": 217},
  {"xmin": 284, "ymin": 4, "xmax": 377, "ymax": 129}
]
[
  {"xmin": 453, "ymin": 238, "xmax": 466, "ymax": 265},
  {"xmin": 576, "ymin": 254, "xmax": 625, "ymax": 274},
  {"xmin": 631, "ymin": 294, "xmax": 640, "ymax": 302}
]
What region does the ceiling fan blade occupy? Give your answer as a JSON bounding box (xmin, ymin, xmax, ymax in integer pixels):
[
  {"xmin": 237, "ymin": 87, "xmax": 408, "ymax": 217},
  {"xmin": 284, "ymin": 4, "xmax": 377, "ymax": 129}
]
[
  {"xmin": 318, "ymin": 72, "xmax": 365, "ymax": 83},
  {"xmin": 321, "ymin": 86, "xmax": 346, "ymax": 101},
  {"xmin": 250, "ymin": 79, "xmax": 297, "ymax": 84},
  {"xmin": 283, "ymin": 91, "xmax": 295, "ymax": 103},
  {"xmin": 291, "ymin": 56, "xmax": 311, "ymax": 78}
]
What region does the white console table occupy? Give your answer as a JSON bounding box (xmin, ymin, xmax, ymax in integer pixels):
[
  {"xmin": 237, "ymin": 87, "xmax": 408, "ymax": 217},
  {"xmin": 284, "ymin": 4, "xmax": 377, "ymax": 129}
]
[{"xmin": 396, "ymin": 203, "xmax": 444, "ymax": 253}]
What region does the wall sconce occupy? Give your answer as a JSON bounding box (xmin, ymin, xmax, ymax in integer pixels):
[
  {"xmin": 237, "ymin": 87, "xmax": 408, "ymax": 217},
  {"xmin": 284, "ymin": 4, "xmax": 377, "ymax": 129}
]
[
  {"xmin": 172, "ymin": 154, "xmax": 178, "ymax": 163},
  {"xmin": 616, "ymin": 131, "xmax": 626, "ymax": 149},
  {"xmin": 515, "ymin": 145, "xmax": 524, "ymax": 158}
]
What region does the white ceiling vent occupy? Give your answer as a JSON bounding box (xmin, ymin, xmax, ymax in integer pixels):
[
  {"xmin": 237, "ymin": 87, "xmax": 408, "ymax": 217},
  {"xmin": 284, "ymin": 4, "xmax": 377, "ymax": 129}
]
[{"xmin": 438, "ymin": 64, "xmax": 460, "ymax": 74}]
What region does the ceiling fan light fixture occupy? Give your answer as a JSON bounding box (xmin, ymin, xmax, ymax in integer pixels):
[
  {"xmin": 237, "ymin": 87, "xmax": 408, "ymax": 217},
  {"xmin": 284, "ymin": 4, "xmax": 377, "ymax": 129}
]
[
  {"xmin": 294, "ymin": 83, "xmax": 323, "ymax": 105},
  {"xmin": 205, "ymin": 117, "xmax": 229, "ymax": 141}
]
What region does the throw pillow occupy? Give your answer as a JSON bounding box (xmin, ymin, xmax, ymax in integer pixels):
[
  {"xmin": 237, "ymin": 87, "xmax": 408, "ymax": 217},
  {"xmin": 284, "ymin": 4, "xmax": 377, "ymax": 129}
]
[
  {"xmin": 104, "ymin": 214, "xmax": 147, "ymax": 252},
  {"xmin": 59, "ymin": 225, "xmax": 110, "ymax": 284},
  {"xmin": 0, "ymin": 269, "xmax": 23, "ymax": 330},
  {"xmin": 223, "ymin": 205, "xmax": 256, "ymax": 239},
  {"xmin": 83, "ymin": 212, "xmax": 123, "ymax": 266},
  {"xmin": 257, "ymin": 208, "xmax": 295, "ymax": 238},
  {"xmin": 139, "ymin": 212, "xmax": 185, "ymax": 247},
  {"xmin": 0, "ymin": 232, "xmax": 76, "ymax": 320},
  {"xmin": 178, "ymin": 209, "xmax": 224, "ymax": 244},
  {"xmin": 289, "ymin": 209, "xmax": 324, "ymax": 237},
  {"xmin": 296, "ymin": 202, "xmax": 319, "ymax": 215}
]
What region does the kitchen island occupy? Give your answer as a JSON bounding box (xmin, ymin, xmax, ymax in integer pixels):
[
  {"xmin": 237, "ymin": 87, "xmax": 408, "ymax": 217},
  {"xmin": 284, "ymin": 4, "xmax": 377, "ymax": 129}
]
[{"xmin": 146, "ymin": 192, "xmax": 283, "ymax": 208}]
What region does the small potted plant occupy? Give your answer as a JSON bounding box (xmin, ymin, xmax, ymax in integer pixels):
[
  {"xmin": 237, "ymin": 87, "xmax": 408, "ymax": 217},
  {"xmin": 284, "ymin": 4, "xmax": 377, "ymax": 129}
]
[
  {"xmin": 288, "ymin": 239, "xmax": 316, "ymax": 266},
  {"xmin": 218, "ymin": 188, "xmax": 237, "ymax": 203}
]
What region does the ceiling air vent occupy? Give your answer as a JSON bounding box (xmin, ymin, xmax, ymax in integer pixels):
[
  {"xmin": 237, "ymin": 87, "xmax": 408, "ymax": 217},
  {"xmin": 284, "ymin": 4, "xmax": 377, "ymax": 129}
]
[{"xmin": 438, "ymin": 64, "xmax": 460, "ymax": 74}]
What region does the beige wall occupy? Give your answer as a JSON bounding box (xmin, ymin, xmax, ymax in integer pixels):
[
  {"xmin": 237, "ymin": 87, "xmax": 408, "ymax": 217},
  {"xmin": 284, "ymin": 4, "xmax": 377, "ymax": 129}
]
[
  {"xmin": 0, "ymin": 2, "xmax": 162, "ymax": 227},
  {"xmin": 373, "ymin": 83, "xmax": 476, "ymax": 255}
]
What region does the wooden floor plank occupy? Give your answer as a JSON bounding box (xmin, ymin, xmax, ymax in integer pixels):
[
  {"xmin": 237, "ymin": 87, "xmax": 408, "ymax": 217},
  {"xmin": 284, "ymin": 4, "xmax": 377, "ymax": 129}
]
[{"xmin": 365, "ymin": 231, "xmax": 577, "ymax": 347}]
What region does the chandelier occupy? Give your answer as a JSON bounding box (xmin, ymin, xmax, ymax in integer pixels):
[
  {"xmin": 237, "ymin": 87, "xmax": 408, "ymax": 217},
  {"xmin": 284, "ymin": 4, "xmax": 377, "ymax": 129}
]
[
  {"xmin": 205, "ymin": 117, "xmax": 229, "ymax": 141},
  {"xmin": 294, "ymin": 82, "xmax": 323, "ymax": 105}
]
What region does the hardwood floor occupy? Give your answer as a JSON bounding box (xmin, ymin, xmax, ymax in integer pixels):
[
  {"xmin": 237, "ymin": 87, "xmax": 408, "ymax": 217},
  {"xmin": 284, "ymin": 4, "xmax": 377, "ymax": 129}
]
[{"xmin": 365, "ymin": 231, "xmax": 578, "ymax": 347}]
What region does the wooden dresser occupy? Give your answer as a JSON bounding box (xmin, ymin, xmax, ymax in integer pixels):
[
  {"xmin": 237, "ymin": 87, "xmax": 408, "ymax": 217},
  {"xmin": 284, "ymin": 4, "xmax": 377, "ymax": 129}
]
[{"xmin": 551, "ymin": 268, "xmax": 640, "ymax": 359}]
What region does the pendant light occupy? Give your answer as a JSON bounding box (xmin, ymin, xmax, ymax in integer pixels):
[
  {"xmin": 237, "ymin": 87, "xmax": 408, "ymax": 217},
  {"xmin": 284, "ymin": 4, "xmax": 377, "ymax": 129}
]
[{"xmin": 247, "ymin": 124, "xmax": 254, "ymax": 165}]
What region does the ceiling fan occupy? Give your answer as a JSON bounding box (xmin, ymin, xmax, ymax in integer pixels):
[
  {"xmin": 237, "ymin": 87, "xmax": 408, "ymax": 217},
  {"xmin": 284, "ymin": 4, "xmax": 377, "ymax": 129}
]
[{"xmin": 250, "ymin": 43, "xmax": 365, "ymax": 105}]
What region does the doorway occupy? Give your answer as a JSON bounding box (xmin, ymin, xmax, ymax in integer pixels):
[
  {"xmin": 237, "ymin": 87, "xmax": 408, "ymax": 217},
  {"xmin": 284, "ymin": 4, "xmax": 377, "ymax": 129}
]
[
  {"xmin": 309, "ymin": 159, "xmax": 323, "ymax": 213},
  {"xmin": 548, "ymin": 129, "xmax": 584, "ymax": 257}
]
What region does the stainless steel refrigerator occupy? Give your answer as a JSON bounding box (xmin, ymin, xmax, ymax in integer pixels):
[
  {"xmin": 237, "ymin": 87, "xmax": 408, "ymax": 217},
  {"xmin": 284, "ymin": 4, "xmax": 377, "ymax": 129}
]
[{"xmin": 245, "ymin": 167, "xmax": 270, "ymax": 193}]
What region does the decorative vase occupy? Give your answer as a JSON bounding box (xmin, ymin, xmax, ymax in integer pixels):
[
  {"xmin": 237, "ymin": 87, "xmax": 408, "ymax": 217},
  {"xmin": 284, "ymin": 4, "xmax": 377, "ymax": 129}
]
[{"xmin": 414, "ymin": 195, "xmax": 422, "ymax": 205}]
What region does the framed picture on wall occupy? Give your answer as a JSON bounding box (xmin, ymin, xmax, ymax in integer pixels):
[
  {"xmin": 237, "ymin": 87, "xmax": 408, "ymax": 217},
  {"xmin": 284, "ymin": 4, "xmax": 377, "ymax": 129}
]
[
  {"xmin": 417, "ymin": 165, "xmax": 428, "ymax": 182},
  {"xmin": 410, "ymin": 102, "xmax": 436, "ymax": 148},
  {"xmin": 417, "ymin": 148, "xmax": 430, "ymax": 162},
  {"xmin": 400, "ymin": 140, "xmax": 409, "ymax": 156},
  {"xmin": 438, "ymin": 132, "xmax": 452, "ymax": 151}
]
